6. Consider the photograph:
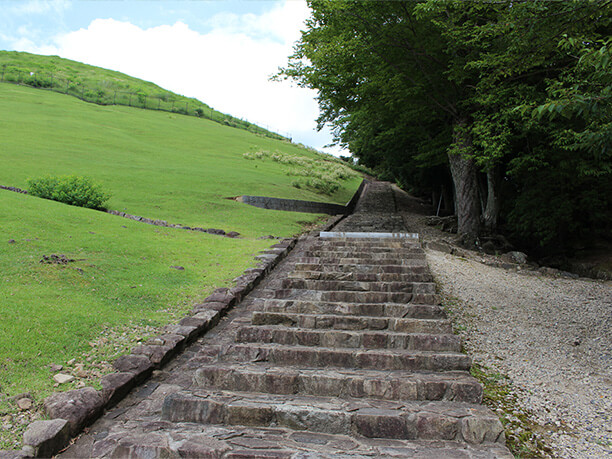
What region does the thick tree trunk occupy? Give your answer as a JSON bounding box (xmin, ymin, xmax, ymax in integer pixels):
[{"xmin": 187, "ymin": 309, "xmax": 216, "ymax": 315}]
[
  {"xmin": 483, "ymin": 167, "xmax": 499, "ymax": 232},
  {"xmin": 448, "ymin": 119, "xmax": 480, "ymax": 244}
]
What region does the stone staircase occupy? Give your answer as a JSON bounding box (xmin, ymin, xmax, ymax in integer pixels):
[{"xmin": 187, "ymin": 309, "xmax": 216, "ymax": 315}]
[{"xmin": 61, "ymin": 181, "xmax": 512, "ymax": 458}]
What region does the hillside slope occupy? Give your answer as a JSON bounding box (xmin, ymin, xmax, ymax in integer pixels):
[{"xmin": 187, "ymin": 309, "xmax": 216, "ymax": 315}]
[
  {"xmin": 0, "ymin": 50, "xmax": 283, "ymax": 139},
  {"xmin": 0, "ymin": 72, "xmax": 361, "ymax": 449},
  {"xmin": 0, "ymin": 84, "xmax": 361, "ymax": 237}
]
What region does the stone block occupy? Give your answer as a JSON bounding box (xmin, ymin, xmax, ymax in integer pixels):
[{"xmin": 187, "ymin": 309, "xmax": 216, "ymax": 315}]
[
  {"xmin": 461, "ymin": 416, "xmax": 505, "ymax": 444},
  {"xmin": 416, "ymin": 412, "xmax": 459, "ymax": 440},
  {"xmin": 161, "ymin": 393, "xmax": 225, "ymax": 424},
  {"xmin": 44, "ymin": 387, "xmax": 104, "ymax": 436},
  {"xmin": 112, "ymin": 354, "xmax": 153, "ymax": 383},
  {"xmin": 353, "ymin": 410, "xmax": 414, "ymax": 439},
  {"xmin": 100, "ymin": 372, "xmax": 136, "ymax": 407},
  {"xmin": 22, "ymin": 419, "xmax": 70, "ymax": 458},
  {"xmin": 131, "ymin": 344, "xmax": 174, "ymax": 366},
  {"xmin": 226, "ymin": 402, "xmax": 274, "ymax": 426}
]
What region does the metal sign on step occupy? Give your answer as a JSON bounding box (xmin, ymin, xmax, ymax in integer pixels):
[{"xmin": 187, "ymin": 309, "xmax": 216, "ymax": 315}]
[{"xmin": 319, "ymin": 231, "xmax": 419, "ymax": 239}]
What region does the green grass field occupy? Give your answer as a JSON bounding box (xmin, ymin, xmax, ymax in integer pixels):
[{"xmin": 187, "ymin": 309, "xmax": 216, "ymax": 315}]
[
  {"xmin": 0, "ymin": 50, "xmax": 282, "ymax": 139},
  {"xmin": 0, "ymin": 77, "xmax": 361, "ymax": 448}
]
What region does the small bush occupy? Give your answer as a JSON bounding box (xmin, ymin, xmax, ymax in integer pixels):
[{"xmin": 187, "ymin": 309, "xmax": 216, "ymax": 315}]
[{"xmin": 27, "ymin": 175, "xmax": 111, "ymax": 210}]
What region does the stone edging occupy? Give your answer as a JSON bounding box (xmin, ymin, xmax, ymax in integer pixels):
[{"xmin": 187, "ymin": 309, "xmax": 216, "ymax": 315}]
[
  {"xmin": 12, "ymin": 214, "xmax": 345, "ymax": 458},
  {"xmin": 0, "ymin": 185, "xmax": 239, "ymax": 238}
]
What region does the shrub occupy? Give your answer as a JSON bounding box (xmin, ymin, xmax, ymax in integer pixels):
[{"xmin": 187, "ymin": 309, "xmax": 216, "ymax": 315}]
[{"xmin": 27, "ymin": 175, "xmax": 111, "ymax": 210}]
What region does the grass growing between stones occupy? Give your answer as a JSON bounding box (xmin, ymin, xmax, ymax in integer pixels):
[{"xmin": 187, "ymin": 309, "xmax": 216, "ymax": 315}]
[{"xmin": 470, "ymin": 363, "xmax": 553, "ymax": 458}]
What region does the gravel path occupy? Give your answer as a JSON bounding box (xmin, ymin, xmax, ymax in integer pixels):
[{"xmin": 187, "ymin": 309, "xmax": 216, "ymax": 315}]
[{"xmin": 426, "ymin": 250, "xmax": 612, "ymax": 458}]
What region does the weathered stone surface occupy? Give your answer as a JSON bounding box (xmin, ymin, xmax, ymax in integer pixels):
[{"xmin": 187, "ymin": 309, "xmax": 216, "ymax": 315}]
[
  {"xmin": 461, "ymin": 416, "xmax": 506, "ymax": 444},
  {"xmin": 53, "ymin": 373, "xmax": 74, "ymax": 384},
  {"xmin": 112, "ymin": 354, "xmax": 153, "ymax": 382},
  {"xmin": 100, "ymin": 372, "xmax": 136, "ymax": 407},
  {"xmin": 23, "ymin": 419, "xmax": 70, "ymax": 458},
  {"xmin": 131, "ymin": 343, "xmax": 174, "ymax": 366},
  {"xmin": 44, "ymin": 387, "xmax": 104, "ymax": 435},
  {"xmin": 53, "ymin": 180, "xmax": 510, "ymax": 458}
]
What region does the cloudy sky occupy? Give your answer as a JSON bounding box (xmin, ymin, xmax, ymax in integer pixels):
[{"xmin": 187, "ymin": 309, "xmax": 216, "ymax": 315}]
[{"xmin": 0, "ymin": 0, "xmax": 343, "ymax": 155}]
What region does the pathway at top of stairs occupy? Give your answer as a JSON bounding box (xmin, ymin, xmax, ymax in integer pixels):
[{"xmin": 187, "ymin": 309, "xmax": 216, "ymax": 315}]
[{"xmin": 61, "ymin": 181, "xmax": 512, "ymax": 458}]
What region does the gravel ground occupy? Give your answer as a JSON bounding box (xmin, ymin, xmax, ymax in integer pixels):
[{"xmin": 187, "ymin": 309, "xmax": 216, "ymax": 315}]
[{"xmin": 426, "ymin": 249, "xmax": 612, "ymax": 458}]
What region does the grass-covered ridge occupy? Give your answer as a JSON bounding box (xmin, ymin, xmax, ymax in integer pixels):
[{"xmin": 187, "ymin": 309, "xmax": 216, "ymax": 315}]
[
  {"xmin": 0, "ymin": 84, "xmax": 362, "ymax": 237},
  {"xmin": 0, "ymin": 74, "xmax": 361, "ymax": 448},
  {"xmin": 0, "ymin": 50, "xmax": 285, "ymax": 140}
]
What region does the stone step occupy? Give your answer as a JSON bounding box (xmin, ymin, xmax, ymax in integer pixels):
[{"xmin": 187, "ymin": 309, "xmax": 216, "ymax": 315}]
[
  {"xmin": 302, "ymin": 250, "xmax": 425, "ymax": 260},
  {"xmin": 261, "ymin": 288, "xmax": 440, "ymax": 305},
  {"xmin": 193, "ymin": 364, "xmax": 482, "ymax": 403},
  {"xmin": 293, "ymin": 262, "xmax": 429, "ymax": 273},
  {"xmin": 161, "ymin": 391, "xmax": 505, "ymax": 444},
  {"xmin": 293, "ymin": 256, "xmax": 426, "ymax": 265},
  {"xmin": 235, "ymin": 326, "xmax": 461, "ymax": 352},
  {"xmin": 251, "ymin": 311, "xmax": 452, "ymax": 334},
  {"xmin": 310, "ymin": 242, "xmax": 421, "ymax": 250},
  {"xmin": 103, "ymin": 423, "xmax": 513, "ymax": 458},
  {"xmin": 287, "ymin": 270, "xmax": 433, "ymax": 283},
  {"xmin": 228, "ymin": 343, "xmax": 471, "ymax": 372},
  {"xmin": 258, "ymin": 299, "xmax": 446, "ymax": 319},
  {"xmin": 280, "ymin": 278, "xmax": 436, "ymax": 294}
]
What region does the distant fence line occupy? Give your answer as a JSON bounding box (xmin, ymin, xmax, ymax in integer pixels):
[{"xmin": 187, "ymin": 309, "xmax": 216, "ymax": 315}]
[{"xmin": 0, "ymin": 66, "xmax": 291, "ymax": 142}]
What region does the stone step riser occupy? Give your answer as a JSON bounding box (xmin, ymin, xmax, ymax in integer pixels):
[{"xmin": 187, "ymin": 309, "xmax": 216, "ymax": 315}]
[
  {"xmin": 293, "ymin": 263, "xmax": 429, "ymax": 274},
  {"xmin": 302, "ymin": 251, "xmax": 424, "ymax": 259},
  {"xmin": 280, "ymin": 279, "xmax": 437, "ymax": 294},
  {"xmin": 287, "ymin": 271, "xmax": 433, "ymax": 283},
  {"xmin": 293, "ymin": 257, "xmax": 426, "ymax": 265},
  {"xmin": 264, "ymin": 289, "xmax": 440, "ymax": 305},
  {"xmin": 309, "ymin": 243, "xmax": 421, "ymax": 250},
  {"xmin": 230, "ymin": 345, "xmax": 471, "ymax": 372},
  {"xmin": 236, "ymin": 326, "xmax": 461, "ymax": 352},
  {"xmin": 259, "ymin": 300, "xmax": 446, "ymax": 319},
  {"xmin": 162, "ymin": 393, "xmax": 504, "ymax": 443},
  {"xmin": 193, "ymin": 367, "xmax": 483, "ymax": 403},
  {"xmin": 251, "ymin": 311, "xmax": 452, "ymax": 334}
]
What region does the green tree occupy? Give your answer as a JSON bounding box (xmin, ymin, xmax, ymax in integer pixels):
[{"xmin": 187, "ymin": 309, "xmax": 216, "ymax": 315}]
[{"xmin": 281, "ymin": 0, "xmax": 611, "ymax": 249}]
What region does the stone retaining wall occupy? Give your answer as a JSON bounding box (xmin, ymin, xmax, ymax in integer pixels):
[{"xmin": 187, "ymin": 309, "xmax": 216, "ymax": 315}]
[{"xmin": 240, "ymin": 179, "xmax": 367, "ymax": 215}]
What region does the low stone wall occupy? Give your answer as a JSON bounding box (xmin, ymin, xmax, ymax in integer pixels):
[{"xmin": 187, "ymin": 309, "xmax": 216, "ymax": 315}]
[{"xmin": 240, "ymin": 179, "xmax": 367, "ymax": 215}]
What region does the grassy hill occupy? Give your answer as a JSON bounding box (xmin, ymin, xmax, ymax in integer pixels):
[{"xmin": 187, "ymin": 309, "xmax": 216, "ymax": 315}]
[
  {"xmin": 0, "ymin": 62, "xmax": 361, "ymax": 448},
  {"xmin": 0, "ymin": 50, "xmax": 285, "ymax": 140}
]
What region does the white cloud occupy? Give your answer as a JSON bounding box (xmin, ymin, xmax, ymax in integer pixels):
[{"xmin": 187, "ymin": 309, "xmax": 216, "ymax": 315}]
[{"xmin": 16, "ymin": 1, "xmax": 343, "ymax": 156}]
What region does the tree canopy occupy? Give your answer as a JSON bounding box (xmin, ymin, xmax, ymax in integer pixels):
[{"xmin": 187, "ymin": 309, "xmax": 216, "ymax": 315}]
[{"xmin": 281, "ymin": 0, "xmax": 611, "ymax": 254}]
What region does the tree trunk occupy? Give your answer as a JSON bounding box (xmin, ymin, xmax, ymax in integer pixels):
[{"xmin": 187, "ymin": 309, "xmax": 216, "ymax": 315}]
[
  {"xmin": 483, "ymin": 167, "xmax": 499, "ymax": 232},
  {"xmin": 447, "ymin": 119, "xmax": 480, "ymax": 244}
]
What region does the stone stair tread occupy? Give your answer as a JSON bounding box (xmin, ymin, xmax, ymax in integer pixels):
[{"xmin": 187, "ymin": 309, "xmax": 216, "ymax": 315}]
[
  {"xmin": 293, "ymin": 257, "xmax": 426, "ymax": 265},
  {"xmin": 91, "ymin": 422, "xmax": 512, "ymax": 458},
  {"xmin": 280, "ymin": 279, "xmax": 437, "ymax": 293},
  {"xmin": 235, "ymin": 325, "xmax": 461, "ymax": 351},
  {"xmin": 257, "ymin": 288, "xmax": 439, "ymax": 305},
  {"xmin": 227, "ymin": 343, "xmax": 471, "ymax": 371},
  {"xmin": 193, "ymin": 362, "xmax": 483, "ymax": 403},
  {"xmin": 257, "ymin": 299, "xmax": 446, "ymax": 319},
  {"xmin": 293, "ymin": 262, "xmax": 429, "ymax": 273},
  {"xmin": 287, "ymin": 270, "xmax": 433, "ymax": 282},
  {"xmin": 251, "ymin": 310, "xmax": 452, "ymax": 332},
  {"xmin": 161, "ymin": 390, "xmax": 505, "ymax": 444}
]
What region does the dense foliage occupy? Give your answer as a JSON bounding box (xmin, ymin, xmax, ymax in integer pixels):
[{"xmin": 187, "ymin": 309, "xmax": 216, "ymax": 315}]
[
  {"xmin": 27, "ymin": 175, "xmax": 111, "ymax": 210},
  {"xmin": 282, "ymin": 0, "xmax": 611, "ymax": 254}
]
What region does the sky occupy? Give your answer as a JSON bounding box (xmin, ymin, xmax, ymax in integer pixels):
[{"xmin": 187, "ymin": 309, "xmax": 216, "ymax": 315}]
[{"xmin": 0, "ymin": 0, "xmax": 344, "ymax": 156}]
